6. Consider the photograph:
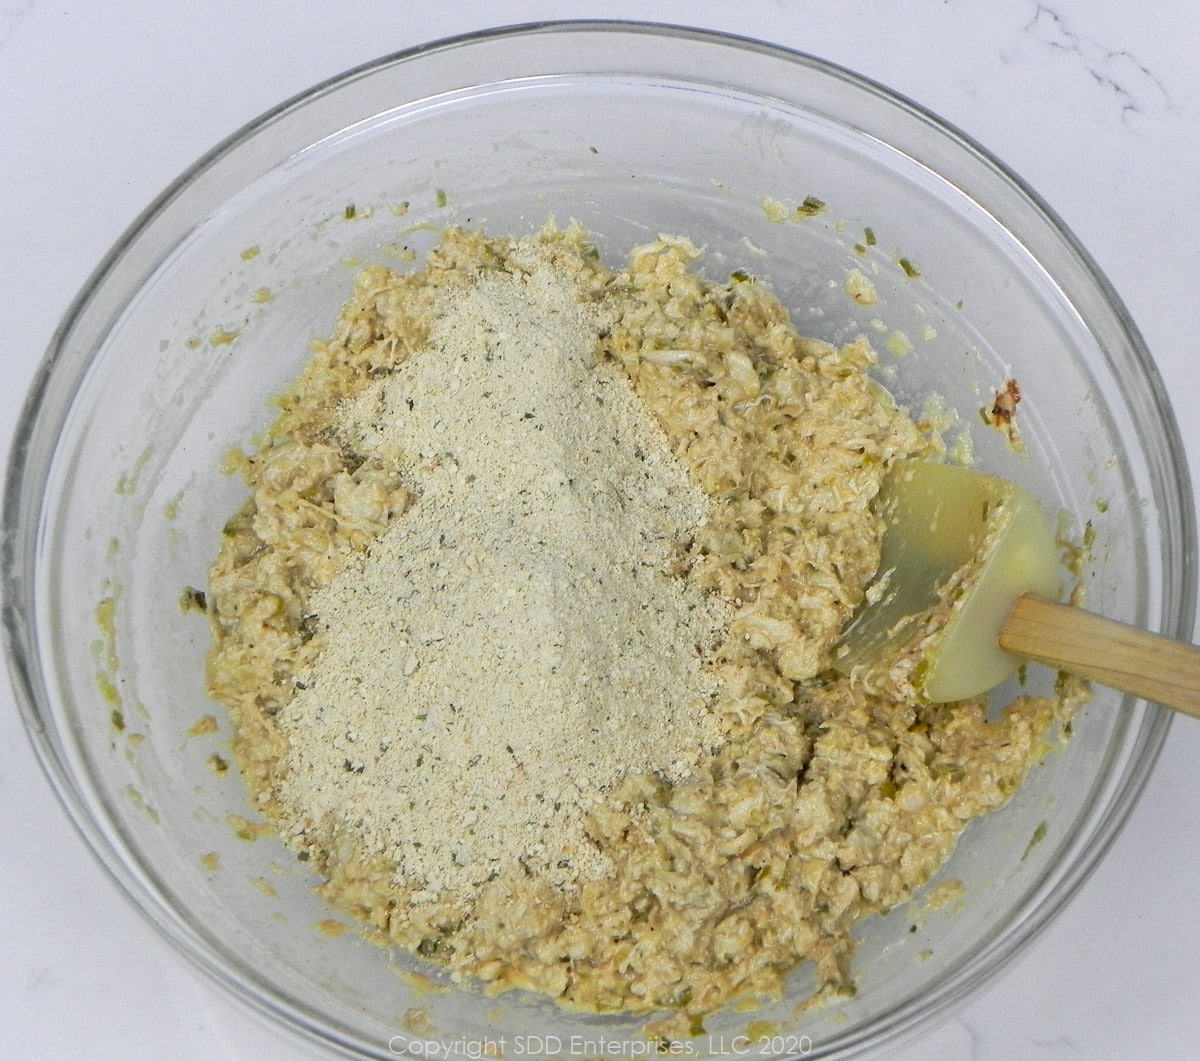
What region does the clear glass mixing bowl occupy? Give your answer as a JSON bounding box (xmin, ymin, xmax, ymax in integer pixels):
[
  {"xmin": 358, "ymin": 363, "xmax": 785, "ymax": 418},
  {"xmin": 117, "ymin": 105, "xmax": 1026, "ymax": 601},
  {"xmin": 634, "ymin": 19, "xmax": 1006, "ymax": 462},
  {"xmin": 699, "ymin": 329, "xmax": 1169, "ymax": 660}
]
[{"xmin": 4, "ymin": 21, "xmax": 1194, "ymax": 1060}]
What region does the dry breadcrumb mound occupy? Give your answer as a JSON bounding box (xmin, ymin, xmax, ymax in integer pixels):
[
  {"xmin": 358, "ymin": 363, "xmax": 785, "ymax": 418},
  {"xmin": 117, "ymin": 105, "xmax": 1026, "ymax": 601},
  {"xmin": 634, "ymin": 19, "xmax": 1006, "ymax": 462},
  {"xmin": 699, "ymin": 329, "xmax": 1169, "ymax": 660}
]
[{"xmin": 205, "ymin": 224, "xmax": 1084, "ymax": 1032}]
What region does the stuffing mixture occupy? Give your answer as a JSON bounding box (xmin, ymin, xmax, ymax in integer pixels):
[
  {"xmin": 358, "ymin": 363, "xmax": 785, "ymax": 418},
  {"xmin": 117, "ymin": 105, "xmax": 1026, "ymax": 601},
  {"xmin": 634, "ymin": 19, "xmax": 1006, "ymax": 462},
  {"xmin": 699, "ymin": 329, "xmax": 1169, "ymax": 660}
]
[{"xmin": 205, "ymin": 225, "xmax": 1083, "ymax": 1032}]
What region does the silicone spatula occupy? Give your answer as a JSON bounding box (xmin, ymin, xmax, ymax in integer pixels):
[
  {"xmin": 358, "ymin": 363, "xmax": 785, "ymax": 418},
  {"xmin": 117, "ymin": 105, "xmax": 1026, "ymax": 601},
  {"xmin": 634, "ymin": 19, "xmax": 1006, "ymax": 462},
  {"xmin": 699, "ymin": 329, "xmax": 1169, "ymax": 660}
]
[{"xmin": 834, "ymin": 459, "xmax": 1200, "ymax": 716}]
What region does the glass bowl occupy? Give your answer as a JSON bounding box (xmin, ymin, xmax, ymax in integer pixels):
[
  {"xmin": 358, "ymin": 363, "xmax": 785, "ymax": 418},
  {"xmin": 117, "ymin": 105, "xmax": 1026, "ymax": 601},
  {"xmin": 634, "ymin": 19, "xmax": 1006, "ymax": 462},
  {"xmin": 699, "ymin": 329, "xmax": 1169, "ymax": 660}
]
[{"xmin": 3, "ymin": 21, "xmax": 1193, "ymax": 1060}]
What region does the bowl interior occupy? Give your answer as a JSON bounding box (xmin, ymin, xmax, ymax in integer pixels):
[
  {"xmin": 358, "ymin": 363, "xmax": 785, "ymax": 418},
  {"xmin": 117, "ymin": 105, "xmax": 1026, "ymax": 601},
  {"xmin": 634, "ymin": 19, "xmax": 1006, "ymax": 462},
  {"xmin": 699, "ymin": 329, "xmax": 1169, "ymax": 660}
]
[{"xmin": 6, "ymin": 23, "xmax": 1186, "ymax": 1059}]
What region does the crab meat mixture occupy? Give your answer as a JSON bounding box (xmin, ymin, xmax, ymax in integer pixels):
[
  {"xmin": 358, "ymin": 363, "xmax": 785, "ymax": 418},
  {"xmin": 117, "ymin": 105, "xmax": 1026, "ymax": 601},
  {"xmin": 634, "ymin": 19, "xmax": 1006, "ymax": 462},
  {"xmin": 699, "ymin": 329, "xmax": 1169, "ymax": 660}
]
[{"xmin": 205, "ymin": 224, "xmax": 1084, "ymax": 1035}]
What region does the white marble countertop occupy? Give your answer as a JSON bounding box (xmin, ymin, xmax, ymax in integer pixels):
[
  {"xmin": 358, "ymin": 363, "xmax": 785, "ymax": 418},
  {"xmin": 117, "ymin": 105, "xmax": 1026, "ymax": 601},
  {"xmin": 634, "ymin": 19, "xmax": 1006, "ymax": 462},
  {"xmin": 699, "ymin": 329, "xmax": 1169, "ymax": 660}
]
[{"xmin": 3, "ymin": 1, "xmax": 1199, "ymax": 1058}]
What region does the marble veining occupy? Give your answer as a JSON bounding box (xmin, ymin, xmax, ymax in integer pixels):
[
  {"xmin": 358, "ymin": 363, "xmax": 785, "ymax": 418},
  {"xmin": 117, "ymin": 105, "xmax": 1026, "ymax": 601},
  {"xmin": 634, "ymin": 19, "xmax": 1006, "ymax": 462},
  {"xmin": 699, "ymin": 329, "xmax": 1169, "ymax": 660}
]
[
  {"xmin": 1021, "ymin": 3, "xmax": 1173, "ymax": 120},
  {"xmin": 0, "ymin": 0, "xmax": 35, "ymax": 49}
]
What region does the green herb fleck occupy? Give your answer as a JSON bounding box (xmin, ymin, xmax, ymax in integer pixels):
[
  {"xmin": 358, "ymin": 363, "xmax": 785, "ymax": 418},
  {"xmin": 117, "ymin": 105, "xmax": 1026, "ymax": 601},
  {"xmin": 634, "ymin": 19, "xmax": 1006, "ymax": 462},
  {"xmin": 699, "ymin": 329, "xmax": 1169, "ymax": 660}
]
[
  {"xmin": 899, "ymin": 257, "xmax": 921, "ymax": 279},
  {"xmin": 179, "ymin": 586, "xmax": 207, "ymax": 613},
  {"xmin": 1021, "ymin": 820, "xmax": 1049, "ymax": 861},
  {"xmin": 796, "ymin": 194, "xmax": 826, "ymax": 218},
  {"xmin": 1055, "ymin": 670, "xmax": 1074, "ymax": 697}
]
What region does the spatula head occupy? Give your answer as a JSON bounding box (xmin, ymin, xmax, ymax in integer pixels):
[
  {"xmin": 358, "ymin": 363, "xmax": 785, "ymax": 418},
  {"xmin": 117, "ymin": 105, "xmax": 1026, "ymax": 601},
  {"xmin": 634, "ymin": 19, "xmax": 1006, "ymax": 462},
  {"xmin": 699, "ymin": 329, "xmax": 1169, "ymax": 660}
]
[{"xmin": 835, "ymin": 460, "xmax": 1061, "ymax": 702}]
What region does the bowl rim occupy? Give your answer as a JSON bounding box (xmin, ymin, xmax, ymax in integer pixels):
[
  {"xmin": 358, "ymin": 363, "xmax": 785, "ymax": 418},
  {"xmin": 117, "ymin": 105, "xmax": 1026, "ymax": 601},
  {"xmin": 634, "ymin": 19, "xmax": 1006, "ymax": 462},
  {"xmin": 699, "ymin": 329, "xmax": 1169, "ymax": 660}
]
[{"xmin": 3, "ymin": 18, "xmax": 1193, "ymax": 1059}]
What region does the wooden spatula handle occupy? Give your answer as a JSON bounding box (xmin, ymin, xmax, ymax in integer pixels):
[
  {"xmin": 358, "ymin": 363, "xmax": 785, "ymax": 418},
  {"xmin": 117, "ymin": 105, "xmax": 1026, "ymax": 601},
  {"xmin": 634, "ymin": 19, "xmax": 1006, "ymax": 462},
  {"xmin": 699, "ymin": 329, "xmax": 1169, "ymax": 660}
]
[{"xmin": 1000, "ymin": 594, "xmax": 1200, "ymax": 719}]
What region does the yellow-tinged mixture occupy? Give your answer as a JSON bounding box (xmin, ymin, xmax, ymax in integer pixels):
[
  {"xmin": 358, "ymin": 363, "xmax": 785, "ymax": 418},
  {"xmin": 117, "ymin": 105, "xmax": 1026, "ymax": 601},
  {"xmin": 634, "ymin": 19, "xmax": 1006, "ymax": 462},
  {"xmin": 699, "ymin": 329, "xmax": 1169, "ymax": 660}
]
[{"xmin": 205, "ymin": 224, "xmax": 1083, "ymax": 1034}]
